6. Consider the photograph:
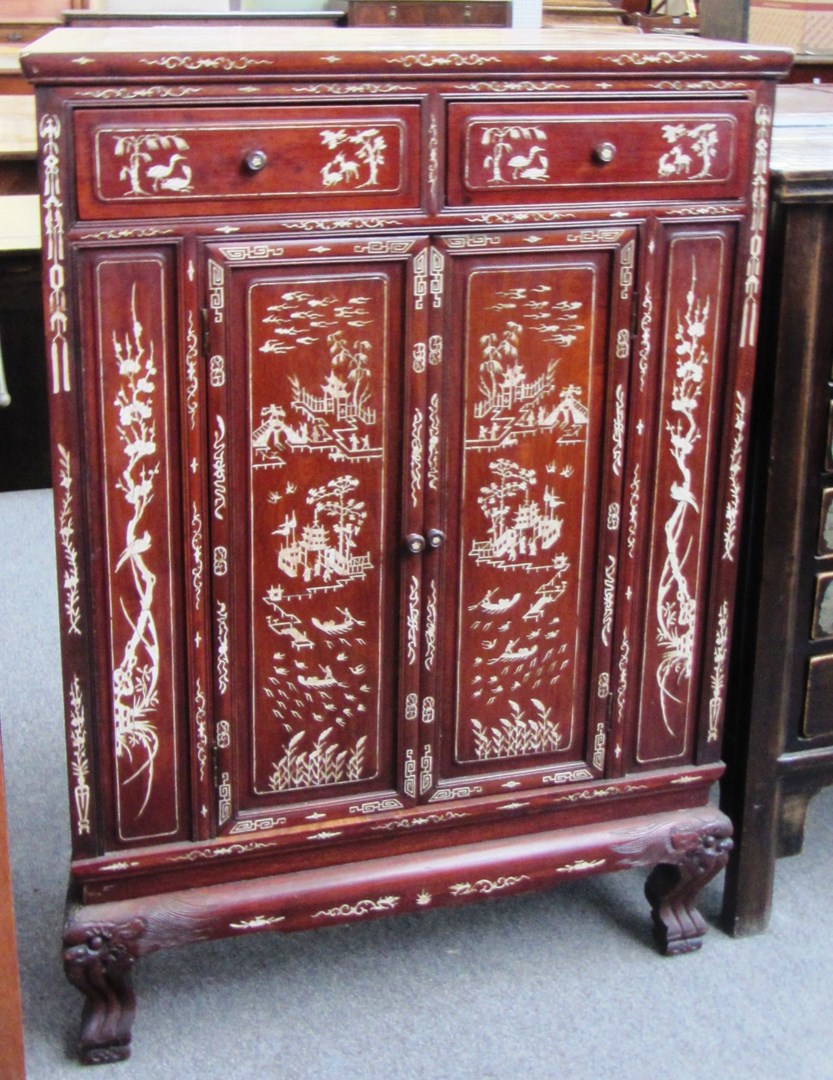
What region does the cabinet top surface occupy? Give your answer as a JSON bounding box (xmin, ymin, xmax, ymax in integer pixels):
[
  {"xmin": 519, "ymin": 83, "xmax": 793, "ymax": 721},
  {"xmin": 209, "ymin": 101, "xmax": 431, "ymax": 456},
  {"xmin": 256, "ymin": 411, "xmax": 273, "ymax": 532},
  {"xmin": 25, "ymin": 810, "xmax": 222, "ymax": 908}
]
[
  {"xmin": 21, "ymin": 26, "xmax": 792, "ymax": 81},
  {"xmin": 771, "ymin": 85, "xmax": 833, "ymax": 177}
]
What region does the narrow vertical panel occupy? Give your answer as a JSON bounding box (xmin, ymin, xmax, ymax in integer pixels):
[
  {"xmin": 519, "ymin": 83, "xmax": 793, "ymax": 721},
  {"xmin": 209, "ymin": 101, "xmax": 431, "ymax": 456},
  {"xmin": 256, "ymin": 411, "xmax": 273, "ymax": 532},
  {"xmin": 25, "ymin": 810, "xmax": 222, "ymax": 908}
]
[
  {"xmin": 240, "ymin": 265, "xmax": 401, "ymax": 803},
  {"xmin": 819, "ymin": 490, "xmax": 833, "ymax": 556},
  {"xmin": 826, "ymin": 403, "xmax": 833, "ymax": 474},
  {"xmin": 636, "ymin": 232, "xmax": 728, "ymax": 765},
  {"xmin": 94, "ymin": 254, "xmax": 183, "ymax": 841}
]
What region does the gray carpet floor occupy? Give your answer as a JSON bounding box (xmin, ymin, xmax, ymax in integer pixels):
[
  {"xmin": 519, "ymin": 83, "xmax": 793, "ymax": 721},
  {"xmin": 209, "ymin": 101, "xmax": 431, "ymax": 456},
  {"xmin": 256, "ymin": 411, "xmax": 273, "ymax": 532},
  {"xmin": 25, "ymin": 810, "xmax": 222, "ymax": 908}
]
[{"xmin": 2, "ymin": 487, "xmax": 832, "ymax": 1079}]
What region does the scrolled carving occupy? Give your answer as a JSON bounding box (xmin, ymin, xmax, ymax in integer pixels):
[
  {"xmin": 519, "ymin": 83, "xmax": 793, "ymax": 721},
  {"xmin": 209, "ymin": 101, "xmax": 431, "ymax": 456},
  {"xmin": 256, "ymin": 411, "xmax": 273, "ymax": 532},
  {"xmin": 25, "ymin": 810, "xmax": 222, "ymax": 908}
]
[
  {"xmin": 63, "ymin": 917, "xmax": 146, "ymax": 1063},
  {"xmin": 613, "ymin": 814, "xmax": 732, "ymax": 955}
]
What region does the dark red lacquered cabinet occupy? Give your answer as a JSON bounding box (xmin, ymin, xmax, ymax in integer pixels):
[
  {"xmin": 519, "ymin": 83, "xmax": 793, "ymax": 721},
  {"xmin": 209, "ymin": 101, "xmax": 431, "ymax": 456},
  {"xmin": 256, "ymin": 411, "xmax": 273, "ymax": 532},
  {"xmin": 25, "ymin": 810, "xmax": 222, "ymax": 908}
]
[{"xmin": 22, "ymin": 28, "xmax": 791, "ymax": 1064}]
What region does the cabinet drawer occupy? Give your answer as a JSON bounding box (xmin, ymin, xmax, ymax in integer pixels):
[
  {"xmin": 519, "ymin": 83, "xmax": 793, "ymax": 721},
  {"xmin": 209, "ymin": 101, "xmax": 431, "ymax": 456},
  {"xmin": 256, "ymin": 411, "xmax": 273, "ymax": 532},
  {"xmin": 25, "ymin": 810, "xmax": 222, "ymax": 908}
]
[
  {"xmin": 74, "ymin": 105, "xmax": 422, "ymax": 220},
  {"xmin": 813, "ymin": 572, "xmax": 833, "ymax": 641},
  {"xmin": 803, "ymin": 655, "xmax": 833, "ymax": 739},
  {"xmin": 447, "ymin": 100, "xmax": 751, "ymax": 207},
  {"xmin": 820, "ymin": 490, "xmax": 833, "ymax": 556},
  {"xmin": 348, "ymin": 0, "xmax": 510, "ymax": 25}
]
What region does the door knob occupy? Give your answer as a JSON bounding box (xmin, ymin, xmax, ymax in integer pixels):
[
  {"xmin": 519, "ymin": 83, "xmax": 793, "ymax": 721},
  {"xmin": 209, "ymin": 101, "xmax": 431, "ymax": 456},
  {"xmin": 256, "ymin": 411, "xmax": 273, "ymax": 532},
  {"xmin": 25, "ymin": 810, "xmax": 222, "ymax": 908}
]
[
  {"xmin": 405, "ymin": 533, "xmax": 426, "ymax": 554},
  {"xmin": 244, "ymin": 149, "xmax": 268, "ymax": 173},
  {"xmin": 426, "ymin": 529, "xmax": 445, "ymax": 550},
  {"xmin": 593, "ymin": 142, "xmax": 617, "ymax": 165}
]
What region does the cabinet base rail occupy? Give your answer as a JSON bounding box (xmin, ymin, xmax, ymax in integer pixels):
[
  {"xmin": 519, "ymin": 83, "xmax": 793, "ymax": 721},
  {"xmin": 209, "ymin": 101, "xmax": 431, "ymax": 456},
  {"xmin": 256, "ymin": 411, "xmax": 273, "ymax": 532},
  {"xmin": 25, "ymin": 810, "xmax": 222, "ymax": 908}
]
[{"xmin": 64, "ymin": 804, "xmax": 731, "ymax": 1064}]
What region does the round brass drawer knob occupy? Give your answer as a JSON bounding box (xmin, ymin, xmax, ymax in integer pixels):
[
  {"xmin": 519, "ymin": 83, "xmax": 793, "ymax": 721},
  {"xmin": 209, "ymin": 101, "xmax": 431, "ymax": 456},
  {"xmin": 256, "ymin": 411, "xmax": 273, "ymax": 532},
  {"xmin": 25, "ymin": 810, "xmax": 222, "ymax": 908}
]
[
  {"xmin": 245, "ymin": 149, "xmax": 268, "ymax": 173},
  {"xmin": 594, "ymin": 142, "xmax": 617, "ymax": 165}
]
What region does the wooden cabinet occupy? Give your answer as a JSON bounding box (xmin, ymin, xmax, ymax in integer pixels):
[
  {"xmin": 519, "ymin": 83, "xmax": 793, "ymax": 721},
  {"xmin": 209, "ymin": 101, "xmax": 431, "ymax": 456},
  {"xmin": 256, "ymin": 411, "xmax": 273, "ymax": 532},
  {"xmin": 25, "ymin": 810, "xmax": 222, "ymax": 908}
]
[
  {"xmin": 721, "ymin": 85, "xmax": 833, "ymax": 936},
  {"xmin": 22, "ymin": 28, "xmax": 790, "ymax": 1064}
]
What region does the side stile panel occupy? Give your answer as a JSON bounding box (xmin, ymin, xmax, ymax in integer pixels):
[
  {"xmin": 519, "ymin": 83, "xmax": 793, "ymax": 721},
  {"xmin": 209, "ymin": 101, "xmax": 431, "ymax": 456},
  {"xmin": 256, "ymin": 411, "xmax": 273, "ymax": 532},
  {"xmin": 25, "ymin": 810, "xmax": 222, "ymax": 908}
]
[
  {"xmin": 696, "ymin": 90, "xmax": 777, "ymax": 764},
  {"xmin": 596, "ymin": 232, "xmax": 641, "ymax": 779},
  {"xmin": 203, "ymin": 252, "xmax": 235, "ymax": 831},
  {"xmin": 414, "ymin": 240, "xmax": 443, "ymax": 801},
  {"xmin": 607, "ymin": 220, "xmax": 658, "ymax": 779},
  {"xmin": 179, "ymin": 238, "xmax": 215, "ymax": 840},
  {"xmin": 39, "ymin": 97, "xmax": 100, "ymax": 860},
  {"xmin": 401, "ymin": 239, "xmax": 432, "ymax": 805}
]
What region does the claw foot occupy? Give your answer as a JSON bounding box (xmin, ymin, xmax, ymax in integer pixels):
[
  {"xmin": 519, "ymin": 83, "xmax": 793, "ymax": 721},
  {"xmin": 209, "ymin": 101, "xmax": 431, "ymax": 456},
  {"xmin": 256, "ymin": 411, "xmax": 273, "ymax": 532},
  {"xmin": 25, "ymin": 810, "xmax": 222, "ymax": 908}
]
[
  {"xmin": 64, "ymin": 917, "xmax": 145, "ymax": 1064},
  {"xmin": 645, "ymin": 822, "xmax": 733, "ymax": 955}
]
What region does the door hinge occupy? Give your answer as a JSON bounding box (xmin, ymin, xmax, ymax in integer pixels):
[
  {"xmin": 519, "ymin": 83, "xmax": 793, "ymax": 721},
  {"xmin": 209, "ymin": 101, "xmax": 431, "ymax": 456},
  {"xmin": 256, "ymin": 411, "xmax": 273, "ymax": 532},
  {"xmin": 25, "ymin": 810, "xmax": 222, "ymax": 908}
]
[
  {"xmin": 211, "ymin": 741, "xmax": 220, "ymax": 788},
  {"xmin": 201, "ymin": 308, "xmax": 211, "ymax": 358},
  {"xmin": 605, "ymin": 692, "xmax": 615, "ymax": 733}
]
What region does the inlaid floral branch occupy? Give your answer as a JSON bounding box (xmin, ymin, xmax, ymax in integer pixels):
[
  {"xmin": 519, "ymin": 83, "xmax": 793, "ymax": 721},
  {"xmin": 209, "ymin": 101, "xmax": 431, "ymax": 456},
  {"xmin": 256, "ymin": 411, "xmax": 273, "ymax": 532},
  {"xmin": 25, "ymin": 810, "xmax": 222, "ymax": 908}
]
[
  {"xmin": 57, "ymin": 444, "xmax": 81, "ymax": 634},
  {"xmin": 111, "ymin": 285, "xmax": 161, "ymax": 817},
  {"xmin": 655, "ymin": 262, "xmax": 710, "ymax": 736}
]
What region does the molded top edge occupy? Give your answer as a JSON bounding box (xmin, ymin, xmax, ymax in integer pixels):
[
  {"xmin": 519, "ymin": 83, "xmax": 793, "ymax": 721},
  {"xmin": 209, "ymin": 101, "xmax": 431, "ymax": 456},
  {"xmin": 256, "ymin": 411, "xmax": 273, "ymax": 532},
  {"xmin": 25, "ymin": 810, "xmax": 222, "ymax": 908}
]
[{"xmin": 21, "ymin": 26, "xmax": 793, "ymax": 83}]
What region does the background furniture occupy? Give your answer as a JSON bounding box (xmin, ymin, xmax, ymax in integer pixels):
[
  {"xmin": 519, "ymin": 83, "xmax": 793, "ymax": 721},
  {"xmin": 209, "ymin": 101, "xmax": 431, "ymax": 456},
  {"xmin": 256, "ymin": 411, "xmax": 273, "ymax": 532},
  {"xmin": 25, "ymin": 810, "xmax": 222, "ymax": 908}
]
[
  {"xmin": 0, "ymin": 99, "xmax": 49, "ymax": 494},
  {"xmin": 0, "ymin": 195, "xmax": 49, "ymax": 493},
  {"xmin": 24, "ymin": 26, "xmax": 788, "ymax": 1062},
  {"xmin": 0, "ymin": 0, "xmax": 88, "ymax": 93},
  {"xmin": 697, "ymin": 0, "xmax": 746, "ymax": 43},
  {"xmin": 542, "ymin": 1, "xmax": 627, "ymax": 26},
  {"xmin": 66, "ymin": 8, "xmax": 348, "ymax": 26},
  {"xmin": 346, "ymin": 0, "xmax": 508, "ymax": 25},
  {"xmin": 721, "ymin": 84, "xmax": 833, "ymax": 936},
  {"xmin": 0, "ymin": 97, "xmax": 37, "ymax": 195}
]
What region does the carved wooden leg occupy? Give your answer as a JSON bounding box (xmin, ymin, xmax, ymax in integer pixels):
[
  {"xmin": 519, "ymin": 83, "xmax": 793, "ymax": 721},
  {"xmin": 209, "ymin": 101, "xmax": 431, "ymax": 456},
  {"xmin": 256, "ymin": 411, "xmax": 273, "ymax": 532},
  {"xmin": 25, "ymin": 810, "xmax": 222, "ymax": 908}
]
[
  {"xmin": 644, "ymin": 821, "xmax": 733, "ymax": 956},
  {"xmin": 63, "ymin": 917, "xmax": 145, "ymax": 1064}
]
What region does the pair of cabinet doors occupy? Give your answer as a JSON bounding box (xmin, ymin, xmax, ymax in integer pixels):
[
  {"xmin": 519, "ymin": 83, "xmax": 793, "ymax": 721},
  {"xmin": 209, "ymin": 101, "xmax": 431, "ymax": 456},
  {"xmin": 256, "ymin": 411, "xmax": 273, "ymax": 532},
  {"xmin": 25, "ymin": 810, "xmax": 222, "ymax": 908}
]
[{"xmin": 73, "ymin": 220, "xmax": 736, "ymax": 848}]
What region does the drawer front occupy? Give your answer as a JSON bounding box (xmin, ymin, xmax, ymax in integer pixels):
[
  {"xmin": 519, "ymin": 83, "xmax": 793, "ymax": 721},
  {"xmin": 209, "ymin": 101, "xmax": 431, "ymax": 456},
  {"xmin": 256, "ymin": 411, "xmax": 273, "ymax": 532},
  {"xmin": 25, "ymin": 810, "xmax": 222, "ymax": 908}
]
[
  {"xmin": 803, "ymin": 655, "xmax": 833, "ymax": 739},
  {"xmin": 826, "ymin": 402, "xmax": 833, "ymax": 472},
  {"xmin": 819, "ymin": 489, "xmax": 833, "ymax": 557},
  {"xmin": 74, "ymin": 105, "xmax": 421, "ymax": 220},
  {"xmin": 812, "ymin": 572, "xmax": 833, "ymax": 641},
  {"xmin": 349, "ymin": 1, "xmax": 509, "ymax": 25},
  {"xmin": 0, "ymin": 21, "xmax": 60, "ymax": 45},
  {"xmin": 447, "ymin": 100, "xmax": 750, "ymax": 206}
]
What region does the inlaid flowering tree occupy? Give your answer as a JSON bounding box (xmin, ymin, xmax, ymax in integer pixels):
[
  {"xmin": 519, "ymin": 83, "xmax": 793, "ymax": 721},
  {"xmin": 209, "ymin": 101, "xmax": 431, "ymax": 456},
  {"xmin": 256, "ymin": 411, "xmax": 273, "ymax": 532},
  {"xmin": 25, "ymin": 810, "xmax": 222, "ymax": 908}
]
[
  {"xmin": 656, "ymin": 263, "xmax": 710, "ymax": 735},
  {"xmin": 111, "ymin": 286, "xmax": 161, "ymax": 816}
]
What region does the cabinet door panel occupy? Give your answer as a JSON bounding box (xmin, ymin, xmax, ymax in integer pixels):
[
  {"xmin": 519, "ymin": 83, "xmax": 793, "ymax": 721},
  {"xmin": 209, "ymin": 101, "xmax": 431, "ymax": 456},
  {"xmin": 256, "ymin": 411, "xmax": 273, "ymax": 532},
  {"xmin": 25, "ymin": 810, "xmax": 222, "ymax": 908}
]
[
  {"xmin": 635, "ymin": 226, "xmax": 736, "ymax": 766},
  {"xmin": 77, "ymin": 248, "xmax": 188, "ymax": 845},
  {"xmin": 205, "ymin": 239, "xmax": 424, "ymax": 826},
  {"xmin": 431, "ymin": 231, "xmax": 635, "ymax": 794}
]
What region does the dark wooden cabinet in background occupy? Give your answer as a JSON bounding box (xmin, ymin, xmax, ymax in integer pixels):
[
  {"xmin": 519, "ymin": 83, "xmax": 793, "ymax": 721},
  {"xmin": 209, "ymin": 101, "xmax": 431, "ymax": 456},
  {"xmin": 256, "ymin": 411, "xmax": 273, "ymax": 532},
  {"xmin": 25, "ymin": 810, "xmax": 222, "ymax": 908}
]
[
  {"xmin": 22, "ymin": 27, "xmax": 789, "ymax": 1063},
  {"xmin": 721, "ymin": 85, "xmax": 833, "ymax": 936}
]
